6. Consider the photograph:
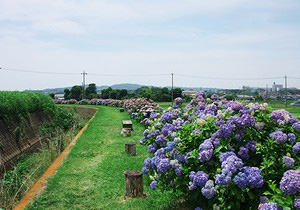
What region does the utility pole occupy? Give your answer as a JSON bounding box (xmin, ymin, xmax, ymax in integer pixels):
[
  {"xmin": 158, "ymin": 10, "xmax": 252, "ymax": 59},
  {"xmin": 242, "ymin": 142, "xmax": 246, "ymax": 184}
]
[
  {"xmin": 171, "ymin": 73, "xmax": 174, "ymax": 105},
  {"xmin": 285, "ymin": 75, "xmax": 288, "ymax": 108},
  {"xmin": 81, "ymin": 70, "xmax": 87, "ymax": 100}
]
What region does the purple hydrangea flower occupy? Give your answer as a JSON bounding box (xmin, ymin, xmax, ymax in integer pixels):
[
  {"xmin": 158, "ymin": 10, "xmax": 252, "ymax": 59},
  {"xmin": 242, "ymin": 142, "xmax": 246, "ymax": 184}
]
[
  {"xmin": 148, "ymin": 144, "xmax": 157, "ymax": 153},
  {"xmin": 234, "ymin": 167, "xmax": 264, "ymax": 189},
  {"xmin": 258, "ymin": 202, "xmax": 279, "ymax": 210},
  {"xmin": 150, "ymin": 112, "xmax": 159, "ymax": 119},
  {"xmin": 144, "ymin": 157, "xmax": 152, "ymax": 168},
  {"xmin": 255, "ymin": 122, "xmax": 264, "ymax": 130},
  {"xmin": 194, "ymin": 207, "xmax": 203, "ymax": 210},
  {"xmin": 201, "ymin": 180, "xmax": 217, "ymax": 199},
  {"xmin": 174, "ymin": 165, "xmax": 182, "ymax": 176},
  {"xmin": 154, "ymin": 148, "xmax": 165, "ymax": 158},
  {"xmin": 238, "ymin": 114, "xmax": 256, "ymax": 127},
  {"xmin": 215, "ymin": 173, "xmax": 231, "ymax": 186},
  {"xmin": 189, "ymin": 171, "xmax": 209, "ymax": 188},
  {"xmin": 292, "ymin": 122, "xmax": 300, "ymax": 132},
  {"xmin": 211, "ymin": 94, "xmax": 219, "ymax": 100},
  {"xmin": 294, "ymin": 196, "xmax": 300, "ymax": 209},
  {"xmin": 260, "ymin": 196, "xmax": 269, "ymax": 203},
  {"xmin": 280, "ymin": 170, "xmax": 300, "ymax": 194},
  {"xmin": 157, "ymin": 158, "xmax": 171, "ymax": 173},
  {"xmin": 238, "ymin": 146, "xmax": 249, "ymax": 160},
  {"xmin": 155, "ymin": 134, "xmax": 166, "ymax": 145},
  {"xmin": 219, "ymin": 152, "xmax": 236, "ymax": 162},
  {"xmin": 150, "ymin": 180, "xmax": 157, "ymax": 190},
  {"xmin": 198, "ymin": 139, "xmax": 214, "ymax": 162},
  {"xmin": 218, "ymin": 123, "xmax": 234, "ymax": 139},
  {"xmin": 269, "ymin": 130, "xmax": 288, "ymax": 144},
  {"xmin": 293, "ymin": 142, "xmax": 300, "ymax": 154},
  {"xmin": 283, "ymin": 156, "xmax": 294, "ymax": 168},
  {"xmin": 288, "ymin": 133, "xmax": 296, "ymax": 142},
  {"xmin": 162, "ymin": 123, "xmax": 176, "ymax": 136},
  {"xmin": 165, "ymin": 141, "xmax": 176, "ymax": 152},
  {"xmin": 161, "ymin": 110, "xmax": 174, "ymax": 122},
  {"xmin": 142, "ymin": 167, "xmax": 149, "ymax": 174}
]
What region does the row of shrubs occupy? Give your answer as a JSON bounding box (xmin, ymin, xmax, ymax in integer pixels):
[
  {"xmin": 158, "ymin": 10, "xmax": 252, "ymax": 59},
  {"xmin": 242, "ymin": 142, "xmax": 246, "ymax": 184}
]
[{"xmin": 55, "ymin": 95, "xmax": 300, "ymax": 209}]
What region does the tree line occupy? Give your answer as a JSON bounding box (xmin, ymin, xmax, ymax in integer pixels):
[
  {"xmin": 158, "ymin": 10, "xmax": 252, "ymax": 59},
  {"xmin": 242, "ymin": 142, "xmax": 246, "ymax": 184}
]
[{"xmin": 60, "ymin": 83, "xmax": 185, "ymax": 102}]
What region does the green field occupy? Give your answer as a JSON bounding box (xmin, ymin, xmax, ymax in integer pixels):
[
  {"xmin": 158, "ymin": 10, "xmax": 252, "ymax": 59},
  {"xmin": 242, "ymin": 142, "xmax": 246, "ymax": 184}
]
[{"xmin": 26, "ymin": 106, "xmax": 179, "ymax": 210}]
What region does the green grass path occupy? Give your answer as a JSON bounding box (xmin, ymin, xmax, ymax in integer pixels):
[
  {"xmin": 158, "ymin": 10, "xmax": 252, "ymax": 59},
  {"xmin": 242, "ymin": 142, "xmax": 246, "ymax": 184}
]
[{"xmin": 26, "ymin": 106, "xmax": 177, "ymax": 210}]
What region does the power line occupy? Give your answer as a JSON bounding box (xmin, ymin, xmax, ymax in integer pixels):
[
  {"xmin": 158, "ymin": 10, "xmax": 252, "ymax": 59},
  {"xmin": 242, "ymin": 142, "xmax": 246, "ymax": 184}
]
[
  {"xmin": 174, "ymin": 73, "xmax": 284, "ymax": 81},
  {"xmin": 88, "ymin": 73, "xmax": 170, "ymax": 77},
  {"xmin": 1, "ymin": 67, "xmax": 79, "ymax": 75}
]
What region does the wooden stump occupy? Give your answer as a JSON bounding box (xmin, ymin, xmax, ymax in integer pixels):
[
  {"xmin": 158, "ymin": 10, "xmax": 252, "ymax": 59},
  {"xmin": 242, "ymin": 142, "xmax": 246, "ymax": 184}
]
[
  {"xmin": 122, "ymin": 120, "xmax": 133, "ymax": 131},
  {"xmin": 125, "ymin": 142, "xmax": 136, "ymax": 156},
  {"xmin": 124, "ymin": 170, "xmax": 143, "ymax": 197},
  {"xmin": 121, "ymin": 128, "xmax": 131, "ymax": 137},
  {"xmin": 120, "ymin": 108, "xmax": 125, "ymax": 112}
]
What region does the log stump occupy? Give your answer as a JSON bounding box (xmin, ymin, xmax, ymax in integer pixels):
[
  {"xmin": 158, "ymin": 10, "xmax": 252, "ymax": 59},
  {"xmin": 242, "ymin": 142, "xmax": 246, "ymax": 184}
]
[
  {"xmin": 122, "ymin": 120, "xmax": 133, "ymax": 131},
  {"xmin": 124, "ymin": 170, "xmax": 143, "ymax": 197},
  {"xmin": 120, "ymin": 108, "xmax": 125, "ymax": 112},
  {"xmin": 121, "ymin": 128, "xmax": 131, "ymax": 137},
  {"xmin": 125, "ymin": 142, "xmax": 136, "ymax": 156}
]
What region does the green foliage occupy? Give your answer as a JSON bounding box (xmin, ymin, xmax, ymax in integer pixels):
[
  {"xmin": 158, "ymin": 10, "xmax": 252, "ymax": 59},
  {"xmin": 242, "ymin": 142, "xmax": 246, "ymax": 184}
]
[{"xmin": 0, "ymin": 91, "xmax": 55, "ymax": 123}]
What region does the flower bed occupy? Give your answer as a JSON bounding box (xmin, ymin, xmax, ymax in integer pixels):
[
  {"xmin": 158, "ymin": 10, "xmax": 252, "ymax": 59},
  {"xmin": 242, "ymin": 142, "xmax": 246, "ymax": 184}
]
[{"xmin": 139, "ymin": 92, "xmax": 300, "ymax": 210}]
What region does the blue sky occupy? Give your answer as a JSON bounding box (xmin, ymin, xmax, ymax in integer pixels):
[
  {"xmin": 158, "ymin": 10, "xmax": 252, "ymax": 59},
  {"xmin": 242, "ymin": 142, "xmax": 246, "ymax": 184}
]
[{"xmin": 0, "ymin": 0, "xmax": 299, "ymax": 90}]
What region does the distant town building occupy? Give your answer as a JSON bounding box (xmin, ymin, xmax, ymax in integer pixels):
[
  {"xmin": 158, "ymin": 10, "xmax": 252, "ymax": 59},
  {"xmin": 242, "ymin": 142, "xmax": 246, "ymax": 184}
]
[
  {"xmin": 54, "ymin": 94, "xmax": 64, "ymax": 100},
  {"xmin": 182, "ymin": 90, "xmax": 197, "ymax": 97},
  {"xmin": 272, "ymin": 82, "xmax": 283, "ymax": 92}
]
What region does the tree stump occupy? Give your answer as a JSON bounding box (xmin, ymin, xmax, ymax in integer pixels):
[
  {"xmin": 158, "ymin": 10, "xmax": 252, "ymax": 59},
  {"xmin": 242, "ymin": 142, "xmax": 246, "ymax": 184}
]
[
  {"xmin": 120, "ymin": 108, "xmax": 125, "ymax": 112},
  {"xmin": 122, "ymin": 120, "xmax": 133, "ymax": 131},
  {"xmin": 125, "ymin": 142, "xmax": 136, "ymax": 156},
  {"xmin": 124, "ymin": 170, "xmax": 143, "ymax": 197},
  {"xmin": 121, "ymin": 128, "xmax": 131, "ymax": 137}
]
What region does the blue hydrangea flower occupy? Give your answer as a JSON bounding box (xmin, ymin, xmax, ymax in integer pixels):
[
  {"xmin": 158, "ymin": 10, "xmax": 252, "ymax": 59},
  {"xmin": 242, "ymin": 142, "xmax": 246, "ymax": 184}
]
[
  {"xmin": 218, "ymin": 123, "xmax": 234, "ymax": 139},
  {"xmin": 283, "ymin": 156, "xmax": 294, "ymax": 168},
  {"xmin": 288, "ymin": 133, "xmax": 296, "ymax": 142},
  {"xmin": 201, "ymin": 180, "xmax": 217, "ymax": 199},
  {"xmin": 211, "ymin": 94, "xmax": 219, "ymax": 100},
  {"xmin": 157, "ymin": 158, "xmax": 171, "ymax": 173},
  {"xmin": 238, "ymin": 114, "xmax": 256, "ymax": 127},
  {"xmin": 161, "ymin": 123, "xmax": 176, "ymax": 136},
  {"xmin": 150, "ymin": 180, "xmax": 157, "ymax": 190},
  {"xmin": 293, "ymin": 122, "xmax": 300, "ymax": 132},
  {"xmin": 155, "ymin": 134, "xmax": 166, "ymax": 145},
  {"xmin": 238, "ymin": 146, "xmax": 249, "ymax": 160},
  {"xmin": 260, "ymin": 196, "xmax": 269, "ymax": 203},
  {"xmin": 165, "ymin": 141, "xmax": 176, "ymax": 152},
  {"xmin": 234, "ymin": 167, "xmax": 264, "ymax": 189},
  {"xmin": 198, "ymin": 139, "xmax": 214, "ymax": 162},
  {"xmin": 258, "ymin": 202, "xmax": 279, "ymax": 210},
  {"xmin": 294, "ymin": 196, "xmax": 300, "ymax": 209},
  {"xmin": 280, "ymin": 170, "xmax": 300, "ymax": 194},
  {"xmin": 293, "ymin": 142, "xmax": 300, "ymax": 154},
  {"xmin": 189, "ymin": 171, "xmax": 209, "ymax": 189},
  {"xmin": 148, "ymin": 144, "xmax": 157, "ymax": 153},
  {"xmin": 269, "ymin": 130, "xmax": 288, "ymax": 144}
]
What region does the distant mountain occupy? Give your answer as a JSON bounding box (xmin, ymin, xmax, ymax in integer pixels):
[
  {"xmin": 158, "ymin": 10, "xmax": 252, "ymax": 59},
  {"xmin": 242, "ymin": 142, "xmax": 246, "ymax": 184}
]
[{"xmin": 98, "ymin": 83, "xmax": 144, "ymax": 90}]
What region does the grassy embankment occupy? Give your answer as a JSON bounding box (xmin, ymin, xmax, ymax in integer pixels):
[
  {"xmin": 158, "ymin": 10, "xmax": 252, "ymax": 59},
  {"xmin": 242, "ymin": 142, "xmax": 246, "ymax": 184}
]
[
  {"xmin": 0, "ymin": 92, "xmax": 85, "ymax": 209},
  {"xmin": 26, "ymin": 106, "xmax": 179, "ymax": 210}
]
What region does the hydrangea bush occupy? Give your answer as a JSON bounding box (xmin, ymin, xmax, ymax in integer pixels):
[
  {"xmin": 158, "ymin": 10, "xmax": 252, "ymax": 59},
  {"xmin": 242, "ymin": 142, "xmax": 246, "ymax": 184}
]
[{"xmin": 139, "ymin": 92, "xmax": 300, "ymax": 209}]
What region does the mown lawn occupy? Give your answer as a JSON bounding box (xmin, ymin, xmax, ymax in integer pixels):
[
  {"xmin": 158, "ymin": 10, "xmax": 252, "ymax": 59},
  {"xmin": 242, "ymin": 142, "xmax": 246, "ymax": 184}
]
[{"xmin": 26, "ymin": 106, "xmax": 180, "ymax": 210}]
